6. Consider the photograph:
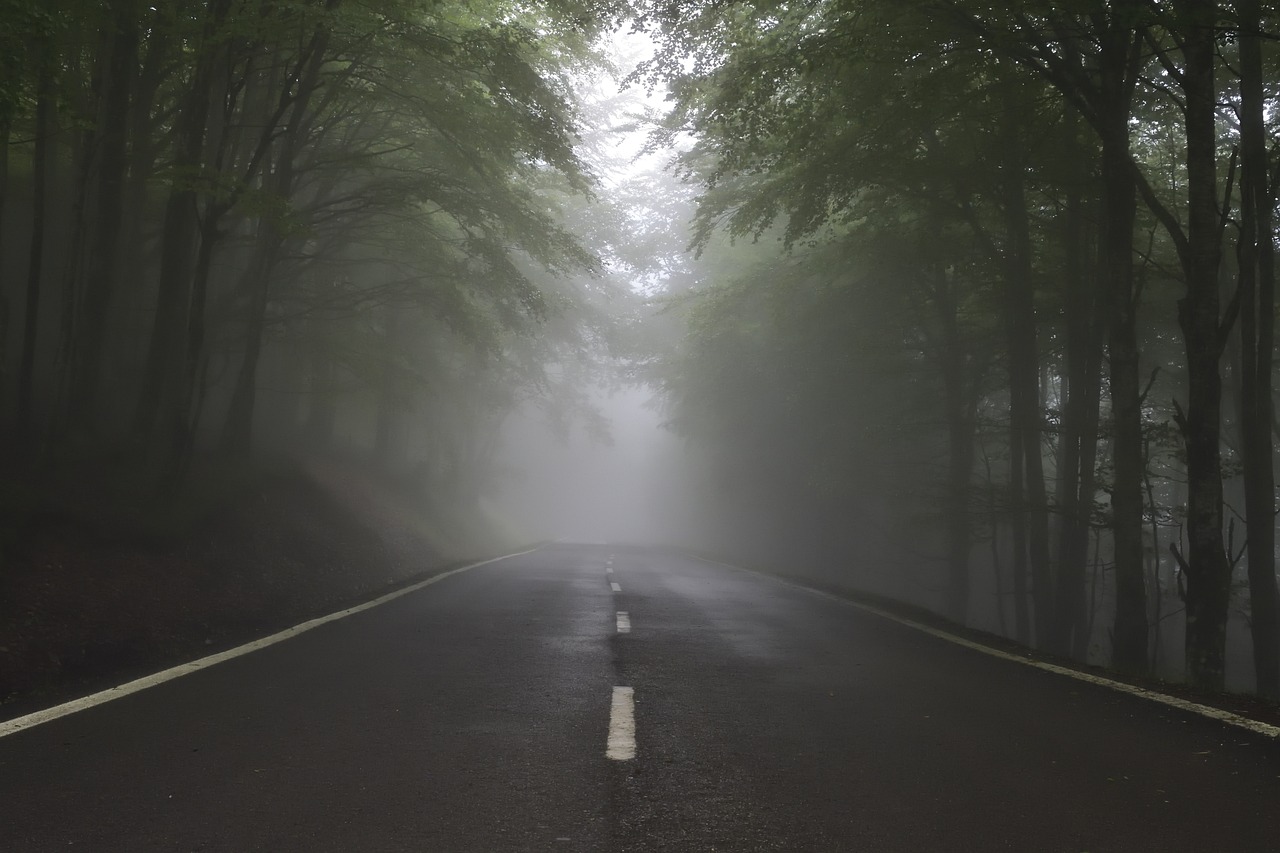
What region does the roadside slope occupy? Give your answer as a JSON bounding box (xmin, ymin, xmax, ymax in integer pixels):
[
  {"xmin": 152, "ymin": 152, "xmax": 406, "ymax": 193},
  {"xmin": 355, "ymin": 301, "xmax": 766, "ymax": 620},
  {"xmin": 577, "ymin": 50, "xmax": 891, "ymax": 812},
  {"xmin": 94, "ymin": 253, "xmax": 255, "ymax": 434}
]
[{"xmin": 0, "ymin": 457, "xmax": 508, "ymax": 716}]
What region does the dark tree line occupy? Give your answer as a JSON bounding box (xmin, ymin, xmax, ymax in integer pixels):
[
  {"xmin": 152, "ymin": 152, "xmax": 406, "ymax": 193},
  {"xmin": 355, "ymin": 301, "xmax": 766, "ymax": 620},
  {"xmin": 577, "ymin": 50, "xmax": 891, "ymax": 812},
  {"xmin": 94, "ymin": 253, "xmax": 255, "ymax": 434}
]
[
  {"xmin": 5, "ymin": 0, "xmax": 1278, "ymax": 699},
  {"xmin": 645, "ymin": 0, "xmax": 1280, "ymax": 696},
  {"xmin": 0, "ymin": 0, "xmax": 624, "ymax": 505}
]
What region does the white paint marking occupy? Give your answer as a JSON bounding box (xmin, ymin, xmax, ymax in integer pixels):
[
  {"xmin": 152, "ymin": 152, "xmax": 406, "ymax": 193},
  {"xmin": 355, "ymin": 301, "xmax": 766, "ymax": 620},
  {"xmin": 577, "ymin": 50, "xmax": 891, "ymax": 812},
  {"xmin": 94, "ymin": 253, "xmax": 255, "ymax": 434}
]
[
  {"xmin": 691, "ymin": 554, "xmax": 1280, "ymax": 741},
  {"xmin": 0, "ymin": 548, "xmax": 541, "ymax": 740},
  {"xmin": 610, "ymin": 582, "xmax": 622, "ymax": 593},
  {"xmin": 606, "ymin": 566, "xmax": 614, "ymax": 574},
  {"xmin": 616, "ymin": 611, "xmax": 631, "ymax": 634},
  {"xmin": 607, "ymin": 686, "xmax": 636, "ymax": 760}
]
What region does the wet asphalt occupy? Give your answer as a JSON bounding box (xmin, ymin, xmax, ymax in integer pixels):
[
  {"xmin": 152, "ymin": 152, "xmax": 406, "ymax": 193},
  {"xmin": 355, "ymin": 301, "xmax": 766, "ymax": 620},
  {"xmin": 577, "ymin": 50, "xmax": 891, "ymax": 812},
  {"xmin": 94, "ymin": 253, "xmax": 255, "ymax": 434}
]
[{"xmin": 2, "ymin": 543, "xmax": 1278, "ymax": 851}]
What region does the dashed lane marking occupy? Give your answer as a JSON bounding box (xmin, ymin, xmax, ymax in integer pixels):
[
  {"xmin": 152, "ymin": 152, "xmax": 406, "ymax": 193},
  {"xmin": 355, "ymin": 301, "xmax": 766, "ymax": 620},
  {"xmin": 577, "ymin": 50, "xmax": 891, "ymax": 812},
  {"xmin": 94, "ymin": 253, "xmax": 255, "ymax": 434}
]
[
  {"xmin": 617, "ymin": 611, "xmax": 631, "ymax": 633},
  {"xmin": 607, "ymin": 686, "xmax": 636, "ymax": 760},
  {"xmin": 610, "ymin": 582, "xmax": 622, "ymax": 592},
  {"xmin": 0, "ymin": 548, "xmax": 541, "ymax": 740}
]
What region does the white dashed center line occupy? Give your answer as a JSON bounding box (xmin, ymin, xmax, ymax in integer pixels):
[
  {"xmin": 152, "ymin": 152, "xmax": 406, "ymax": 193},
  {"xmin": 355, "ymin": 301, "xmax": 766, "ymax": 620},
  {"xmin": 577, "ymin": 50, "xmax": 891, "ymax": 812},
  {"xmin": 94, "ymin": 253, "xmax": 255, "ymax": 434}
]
[
  {"xmin": 616, "ymin": 611, "xmax": 631, "ymax": 633},
  {"xmin": 606, "ymin": 566, "xmax": 614, "ymax": 574},
  {"xmin": 610, "ymin": 582, "xmax": 621, "ymax": 592},
  {"xmin": 607, "ymin": 686, "xmax": 636, "ymax": 760}
]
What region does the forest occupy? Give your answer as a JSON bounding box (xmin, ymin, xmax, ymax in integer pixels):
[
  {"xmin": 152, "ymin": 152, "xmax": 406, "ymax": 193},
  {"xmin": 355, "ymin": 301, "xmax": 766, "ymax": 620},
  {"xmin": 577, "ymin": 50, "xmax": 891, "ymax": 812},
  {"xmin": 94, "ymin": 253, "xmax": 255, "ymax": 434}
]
[
  {"xmin": 643, "ymin": 0, "xmax": 1280, "ymax": 700},
  {"xmin": 2, "ymin": 0, "xmax": 1279, "ymax": 705}
]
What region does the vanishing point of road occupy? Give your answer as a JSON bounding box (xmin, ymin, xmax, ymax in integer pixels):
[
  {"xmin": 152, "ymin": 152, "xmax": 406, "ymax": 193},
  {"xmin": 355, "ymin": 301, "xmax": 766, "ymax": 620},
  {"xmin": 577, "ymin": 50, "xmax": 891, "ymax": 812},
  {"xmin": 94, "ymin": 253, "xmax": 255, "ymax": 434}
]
[{"xmin": 2, "ymin": 544, "xmax": 1278, "ymax": 851}]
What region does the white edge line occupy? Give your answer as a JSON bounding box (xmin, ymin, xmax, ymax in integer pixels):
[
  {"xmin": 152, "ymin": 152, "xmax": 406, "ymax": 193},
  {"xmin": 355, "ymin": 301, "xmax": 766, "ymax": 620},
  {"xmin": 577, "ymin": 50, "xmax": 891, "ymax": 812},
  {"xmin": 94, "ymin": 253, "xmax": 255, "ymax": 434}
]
[
  {"xmin": 690, "ymin": 553, "xmax": 1280, "ymax": 740},
  {"xmin": 0, "ymin": 547, "xmax": 541, "ymax": 740}
]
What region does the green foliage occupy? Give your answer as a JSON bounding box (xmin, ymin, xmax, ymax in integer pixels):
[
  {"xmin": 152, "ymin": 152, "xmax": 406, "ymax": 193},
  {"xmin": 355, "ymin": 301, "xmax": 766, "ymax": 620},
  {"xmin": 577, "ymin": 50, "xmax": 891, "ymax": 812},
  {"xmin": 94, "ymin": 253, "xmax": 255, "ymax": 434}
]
[{"xmin": 0, "ymin": 0, "xmax": 638, "ymax": 510}]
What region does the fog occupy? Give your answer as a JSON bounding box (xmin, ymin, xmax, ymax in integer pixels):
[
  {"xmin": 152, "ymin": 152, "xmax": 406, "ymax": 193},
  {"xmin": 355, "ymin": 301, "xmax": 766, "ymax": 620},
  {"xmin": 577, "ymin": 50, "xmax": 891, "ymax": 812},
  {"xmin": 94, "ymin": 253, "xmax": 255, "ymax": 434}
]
[
  {"xmin": 489, "ymin": 386, "xmax": 695, "ymax": 546},
  {"xmin": 2, "ymin": 0, "xmax": 1278, "ymax": 700}
]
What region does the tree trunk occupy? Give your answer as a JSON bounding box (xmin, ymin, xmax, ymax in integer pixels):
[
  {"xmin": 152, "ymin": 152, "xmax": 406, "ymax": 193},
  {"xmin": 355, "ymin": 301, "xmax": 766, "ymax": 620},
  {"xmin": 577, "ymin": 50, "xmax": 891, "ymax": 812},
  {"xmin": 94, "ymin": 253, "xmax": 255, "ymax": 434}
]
[
  {"xmin": 118, "ymin": 11, "xmax": 168, "ymax": 383},
  {"xmin": 164, "ymin": 209, "xmax": 224, "ymax": 482},
  {"xmin": 1098, "ymin": 60, "xmax": 1148, "ymax": 673},
  {"xmin": 1000, "ymin": 142, "xmax": 1051, "ymax": 646},
  {"xmin": 1235, "ymin": 0, "xmax": 1278, "ymax": 698},
  {"xmin": 1174, "ymin": 0, "xmax": 1232, "ymax": 691},
  {"xmin": 220, "ymin": 230, "xmax": 282, "ymax": 455},
  {"xmin": 133, "ymin": 0, "xmax": 229, "ymax": 450},
  {"xmin": 1052, "ymin": 183, "xmax": 1104, "ymax": 660},
  {"xmin": 69, "ymin": 0, "xmax": 139, "ymax": 428},
  {"xmin": 16, "ymin": 49, "xmax": 53, "ymax": 448},
  {"xmin": 133, "ymin": 158, "xmax": 203, "ymax": 444},
  {"xmin": 42, "ymin": 33, "xmax": 99, "ymax": 460}
]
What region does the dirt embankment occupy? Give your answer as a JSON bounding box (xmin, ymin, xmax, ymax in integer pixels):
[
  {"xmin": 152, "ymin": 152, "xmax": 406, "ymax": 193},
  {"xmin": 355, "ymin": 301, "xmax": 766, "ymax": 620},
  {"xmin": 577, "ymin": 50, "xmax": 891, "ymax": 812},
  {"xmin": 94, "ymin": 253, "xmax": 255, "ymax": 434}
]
[{"xmin": 0, "ymin": 458, "xmax": 495, "ymax": 716}]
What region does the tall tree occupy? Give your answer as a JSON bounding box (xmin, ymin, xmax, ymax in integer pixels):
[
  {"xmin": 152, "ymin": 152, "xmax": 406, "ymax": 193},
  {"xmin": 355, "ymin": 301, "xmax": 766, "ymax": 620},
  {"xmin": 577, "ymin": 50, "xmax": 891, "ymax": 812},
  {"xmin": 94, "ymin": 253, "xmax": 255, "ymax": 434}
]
[
  {"xmin": 939, "ymin": 0, "xmax": 1153, "ymax": 671},
  {"xmin": 16, "ymin": 28, "xmax": 54, "ymax": 447},
  {"xmin": 1231, "ymin": 0, "xmax": 1278, "ymax": 697}
]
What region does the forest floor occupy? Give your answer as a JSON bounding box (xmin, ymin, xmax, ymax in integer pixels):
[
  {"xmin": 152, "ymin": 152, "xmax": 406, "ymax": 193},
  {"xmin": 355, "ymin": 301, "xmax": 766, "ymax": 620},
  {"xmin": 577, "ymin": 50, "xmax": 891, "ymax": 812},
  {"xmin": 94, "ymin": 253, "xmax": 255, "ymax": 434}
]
[{"xmin": 0, "ymin": 455, "xmax": 512, "ymax": 718}]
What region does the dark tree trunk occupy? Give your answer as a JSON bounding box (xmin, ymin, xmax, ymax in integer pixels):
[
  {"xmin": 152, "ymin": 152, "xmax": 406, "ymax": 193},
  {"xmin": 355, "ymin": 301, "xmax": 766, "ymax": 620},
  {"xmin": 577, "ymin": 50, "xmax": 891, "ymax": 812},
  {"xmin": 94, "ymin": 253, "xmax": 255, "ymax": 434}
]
[
  {"xmin": 1235, "ymin": 0, "xmax": 1280, "ymax": 699},
  {"xmin": 132, "ymin": 3, "xmax": 225, "ymax": 445},
  {"xmin": 220, "ymin": 229, "xmax": 282, "ymax": 455},
  {"xmin": 1098, "ymin": 65, "xmax": 1148, "ymax": 674},
  {"xmin": 16, "ymin": 50, "xmax": 53, "ymax": 448},
  {"xmin": 1173, "ymin": 0, "xmax": 1232, "ymax": 691},
  {"xmin": 118, "ymin": 12, "xmax": 169, "ymax": 378},
  {"xmin": 1000, "ymin": 142, "xmax": 1051, "ymax": 645},
  {"xmin": 1052, "ymin": 184, "xmax": 1105, "ymax": 660},
  {"xmin": 165, "ymin": 208, "xmax": 224, "ymax": 482},
  {"xmin": 45, "ymin": 36, "xmax": 99, "ymax": 454},
  {"xmin": 70, "ymin": 0, "xmax": 139, "ymax": 428},
  {"xmin": 133, "ymin": 0, "xmax": 229, "ymax": 451},
  {"xmin": 133, "ymin": 155, "xmax": 204, "ymax": 443}
]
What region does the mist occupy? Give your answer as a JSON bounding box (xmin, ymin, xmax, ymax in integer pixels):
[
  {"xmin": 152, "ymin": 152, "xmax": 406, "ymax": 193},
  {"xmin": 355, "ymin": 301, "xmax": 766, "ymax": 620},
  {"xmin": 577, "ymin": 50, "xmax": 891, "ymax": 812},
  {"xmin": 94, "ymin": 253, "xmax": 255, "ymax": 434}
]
[
  {"xmin": 2, "ymin": 0, "xmax": 1279, "ymax": 719},
  {"xmin": 3, "ymin": 4, "xmax": 1280, "ymax": 851},
  {"xmin": 489, "ymin": 386, "xmax": 695, "ymax": 546}
]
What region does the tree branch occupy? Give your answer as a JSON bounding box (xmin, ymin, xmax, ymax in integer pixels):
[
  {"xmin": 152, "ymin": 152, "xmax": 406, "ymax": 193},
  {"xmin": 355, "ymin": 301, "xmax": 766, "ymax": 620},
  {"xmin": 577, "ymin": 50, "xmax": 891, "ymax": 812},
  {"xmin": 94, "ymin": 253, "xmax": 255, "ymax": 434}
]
[
  {"xmin": 1169, "ymin": 542, "xmax": 1190, "ymax": 599},
  {"xmin": 1132, "ymin": 160, "xmax": 1192, "ymax": 272},
  {"xmin": 1138, "ymin": 366, "xmax": 1161, "ymax": 406}
]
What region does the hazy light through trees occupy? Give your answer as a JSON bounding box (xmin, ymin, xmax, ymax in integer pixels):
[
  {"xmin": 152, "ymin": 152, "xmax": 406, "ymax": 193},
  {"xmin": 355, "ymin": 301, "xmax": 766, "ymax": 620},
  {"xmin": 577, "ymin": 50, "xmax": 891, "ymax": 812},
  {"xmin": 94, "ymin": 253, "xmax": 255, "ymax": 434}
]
[
  {"xmin": 4, "ymin": 0, "xmax": 1280, "ymax": 702},
  {"xmin": 485, "ymin": 26, "xmax": 701, "ymax": 548}
]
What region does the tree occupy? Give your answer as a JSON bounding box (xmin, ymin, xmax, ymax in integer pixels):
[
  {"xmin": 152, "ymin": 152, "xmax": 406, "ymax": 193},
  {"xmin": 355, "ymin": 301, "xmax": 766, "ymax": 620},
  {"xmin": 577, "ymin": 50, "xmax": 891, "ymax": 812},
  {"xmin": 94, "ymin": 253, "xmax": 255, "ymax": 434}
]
[{"xmin": 1228, "ymin": 0, "xmax": 1279, "ymax": 698}]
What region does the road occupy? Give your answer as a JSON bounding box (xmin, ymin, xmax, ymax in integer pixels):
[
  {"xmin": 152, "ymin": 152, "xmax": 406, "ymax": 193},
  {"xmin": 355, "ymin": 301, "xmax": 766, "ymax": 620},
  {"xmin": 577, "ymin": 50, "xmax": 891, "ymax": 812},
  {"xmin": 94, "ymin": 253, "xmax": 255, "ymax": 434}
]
[{"xmin": 2, "ymin": 544, "xmax": 1278, "ymax": 851}]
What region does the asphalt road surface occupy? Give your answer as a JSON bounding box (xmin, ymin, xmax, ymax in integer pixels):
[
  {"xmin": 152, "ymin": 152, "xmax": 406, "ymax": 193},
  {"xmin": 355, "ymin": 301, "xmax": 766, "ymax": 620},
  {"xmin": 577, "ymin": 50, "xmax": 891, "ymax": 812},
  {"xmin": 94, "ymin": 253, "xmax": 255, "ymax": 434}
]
[{"xmin": 3, "ymin": 544, "xmax": 1278, "ymax": 851}]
